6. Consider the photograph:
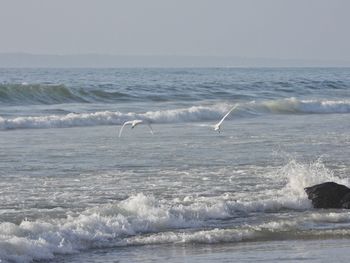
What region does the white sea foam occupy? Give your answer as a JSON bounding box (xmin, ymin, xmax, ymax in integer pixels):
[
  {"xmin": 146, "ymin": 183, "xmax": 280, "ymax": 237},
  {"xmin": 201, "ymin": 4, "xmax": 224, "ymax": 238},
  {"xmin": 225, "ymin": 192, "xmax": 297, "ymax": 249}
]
[
  {"xmin": 3, "ymin": 205, "xmax": 350, "ymax": 263},
  {"xmin": 0, "ymin": 160, "xmax": 348, "ymax": 262},
  {"xmin": 1, "ymin": 98, "xmax": 350, "ymax": 130},
  {"xmin": 309, "ymin": 212, "xmax": 350, "ymax": 223},
  {"xmin": 0, "ymin": 105, "xmax": 227, "ymax": 130}
]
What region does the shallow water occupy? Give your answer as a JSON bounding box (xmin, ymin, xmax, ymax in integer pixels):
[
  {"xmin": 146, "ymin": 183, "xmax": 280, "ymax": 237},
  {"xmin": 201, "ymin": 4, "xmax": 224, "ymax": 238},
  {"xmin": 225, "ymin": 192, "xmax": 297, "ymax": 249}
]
[
  {"xmin": 53, "ymin": 239, "xmax": 350, "ymax": 263},
  {"xmin": 0, "ymin": 68, "xmax": 350, "ymax": 262}
]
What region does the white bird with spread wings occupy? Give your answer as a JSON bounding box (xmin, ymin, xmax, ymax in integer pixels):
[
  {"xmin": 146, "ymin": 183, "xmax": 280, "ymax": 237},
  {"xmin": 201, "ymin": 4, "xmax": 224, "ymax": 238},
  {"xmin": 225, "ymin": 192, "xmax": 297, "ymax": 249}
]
[
  {"xmin": 118, "ymin": 120, "xmax": 154, "ymax": 137},
  {"xmin": 213, "ymin": 104, "xmax": 238, "ymax": 133}
]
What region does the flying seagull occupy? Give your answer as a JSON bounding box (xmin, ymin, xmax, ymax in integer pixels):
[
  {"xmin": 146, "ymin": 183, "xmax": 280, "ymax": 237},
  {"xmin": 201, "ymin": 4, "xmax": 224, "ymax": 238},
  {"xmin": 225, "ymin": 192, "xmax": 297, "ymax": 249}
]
[
  {"xmin": 118, "ymin": 120, "xmax": 154, "ymax": 137},
  {"xmin": 213, "ymin": 105, "xmax": 238, "ymax": 133}
]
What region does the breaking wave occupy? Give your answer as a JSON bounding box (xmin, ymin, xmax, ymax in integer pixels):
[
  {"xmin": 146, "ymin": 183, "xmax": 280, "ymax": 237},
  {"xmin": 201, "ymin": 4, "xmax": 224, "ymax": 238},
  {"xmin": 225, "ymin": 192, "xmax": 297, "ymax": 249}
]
[
  {"xmin": 0, "ymin": 161, "xmax": 350, "ymax": 263},
  {"xmin": 5, "ymin": 210, "xmax": 350, "ymax": 263},
  {"xmin": 1, "ymin": 159, "xmax": 349, "ymax": 262},
  {"xmin": 1, "ymin": 98, "xmax": 350, "ymax": 130}
]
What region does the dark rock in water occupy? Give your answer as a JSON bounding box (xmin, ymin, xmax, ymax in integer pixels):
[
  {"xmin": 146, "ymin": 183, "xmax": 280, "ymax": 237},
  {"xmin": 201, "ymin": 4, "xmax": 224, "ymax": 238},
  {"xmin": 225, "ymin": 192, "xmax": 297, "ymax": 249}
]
[
  {"xmin": 304, "ymin": 182, "xmax": 350, "ymax": 209},
  {"xmin": 340, "ymin": 193, "xmax": 350, "ymax": 209}
]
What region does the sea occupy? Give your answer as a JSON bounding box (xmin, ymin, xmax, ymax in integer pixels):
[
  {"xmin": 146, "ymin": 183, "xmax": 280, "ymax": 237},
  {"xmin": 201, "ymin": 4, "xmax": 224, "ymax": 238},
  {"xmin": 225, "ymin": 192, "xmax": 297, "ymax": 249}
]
[{"xmin": 0, "ymin": 68, "xmax": 350, "ymax": 262}]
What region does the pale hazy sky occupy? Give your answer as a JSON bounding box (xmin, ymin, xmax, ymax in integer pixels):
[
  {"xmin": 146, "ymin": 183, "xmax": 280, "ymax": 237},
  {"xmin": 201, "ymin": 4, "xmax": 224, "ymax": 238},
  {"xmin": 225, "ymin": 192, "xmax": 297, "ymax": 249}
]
[{"xmin": 1, "ymin": 0, "xmax": 349, "ymax": 61}]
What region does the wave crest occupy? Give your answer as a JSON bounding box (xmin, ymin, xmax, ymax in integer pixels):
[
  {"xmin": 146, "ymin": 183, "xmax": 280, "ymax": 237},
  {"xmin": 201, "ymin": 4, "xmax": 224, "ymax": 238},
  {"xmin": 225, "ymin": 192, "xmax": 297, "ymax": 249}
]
[
  {"xmin": 260, "ymin": 97, "xmax": 350, "ymax": 114},
  {"xmin": 1, "ymin": 98, "xmax": 350, "ymax": 130},
  {"xmin": 0, "ymin": 83, "xmax": 131, "ymax": 105},
  {"xmin": 1, "ymin": 159, "xmax": 349, "ymax": 262}
]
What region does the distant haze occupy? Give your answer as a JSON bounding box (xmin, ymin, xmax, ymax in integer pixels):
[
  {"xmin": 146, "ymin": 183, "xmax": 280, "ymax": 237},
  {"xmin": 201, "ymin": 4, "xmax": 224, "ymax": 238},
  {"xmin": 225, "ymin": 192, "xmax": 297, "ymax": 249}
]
[
  {"xmin": 0, "ymin": 0, "xmax": 349, "ymax": 67},
  {"xmin": 1, "ymin": 53, "xmax": 350, "ymax": 68}
]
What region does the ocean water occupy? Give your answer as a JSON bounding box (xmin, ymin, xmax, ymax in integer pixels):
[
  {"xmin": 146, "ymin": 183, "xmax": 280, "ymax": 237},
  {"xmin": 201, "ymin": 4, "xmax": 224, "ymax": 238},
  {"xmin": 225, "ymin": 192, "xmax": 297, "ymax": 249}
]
[{"xmin": 0, "ymin": 68, "xmax": 350, "ymax": 262}]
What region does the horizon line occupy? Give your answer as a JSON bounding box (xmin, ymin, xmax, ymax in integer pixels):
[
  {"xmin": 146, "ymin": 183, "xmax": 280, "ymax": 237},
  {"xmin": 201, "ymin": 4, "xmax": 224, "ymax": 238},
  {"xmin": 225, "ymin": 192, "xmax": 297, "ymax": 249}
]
[{"xmin": 1, "ymin": 52, "xmax": 349, "ymax": 63}]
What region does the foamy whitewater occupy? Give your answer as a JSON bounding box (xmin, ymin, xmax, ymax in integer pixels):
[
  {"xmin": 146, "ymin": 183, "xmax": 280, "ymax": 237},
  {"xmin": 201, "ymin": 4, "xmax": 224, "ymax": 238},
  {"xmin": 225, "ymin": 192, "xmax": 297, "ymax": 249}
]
[{"xmin": 0, "ymin": 68, "xmax": 350, "ymax": 262}]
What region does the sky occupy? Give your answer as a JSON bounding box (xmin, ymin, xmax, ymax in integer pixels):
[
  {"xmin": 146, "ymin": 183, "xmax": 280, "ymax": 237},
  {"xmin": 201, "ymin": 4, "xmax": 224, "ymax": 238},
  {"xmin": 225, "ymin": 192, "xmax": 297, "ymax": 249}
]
[{"xmin": 0, "ymin": 0, "xmax": 349, "ymax": 61}]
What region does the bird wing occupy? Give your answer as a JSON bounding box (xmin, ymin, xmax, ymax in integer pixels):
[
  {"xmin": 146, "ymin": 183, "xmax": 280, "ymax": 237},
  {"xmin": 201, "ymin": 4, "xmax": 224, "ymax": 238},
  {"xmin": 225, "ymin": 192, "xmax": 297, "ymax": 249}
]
[
  {"xmin": 134, "ymin": 120, "xmax": 143, "ymax": 126},
  {"xmin": 217, "ymin": 105, "xmax": 238, "ymax": 126},
  {"xmin": 118, "ymin": 121, "xmax": 132, "ymax": 137},
  {"xmin": 146, "ymin": 123, "xmax": 154, "ymax": 135}
]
